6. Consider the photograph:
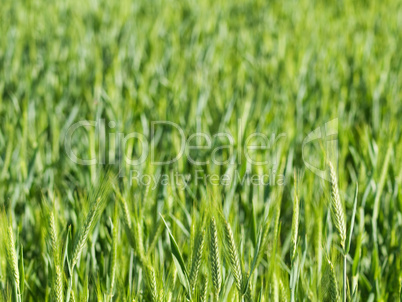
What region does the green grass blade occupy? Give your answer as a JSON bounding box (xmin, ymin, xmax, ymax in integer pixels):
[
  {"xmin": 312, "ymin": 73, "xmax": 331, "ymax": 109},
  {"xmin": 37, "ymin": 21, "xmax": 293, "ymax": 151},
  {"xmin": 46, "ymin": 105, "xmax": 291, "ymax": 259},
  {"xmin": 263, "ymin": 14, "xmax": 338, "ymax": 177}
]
[
  {"xmin": 160, "ymin": 214, "xmax": 190, "ymax": 296},
  {"xmin": 346, "ymin": 182, "xmax": 358, "ymax": 254}
]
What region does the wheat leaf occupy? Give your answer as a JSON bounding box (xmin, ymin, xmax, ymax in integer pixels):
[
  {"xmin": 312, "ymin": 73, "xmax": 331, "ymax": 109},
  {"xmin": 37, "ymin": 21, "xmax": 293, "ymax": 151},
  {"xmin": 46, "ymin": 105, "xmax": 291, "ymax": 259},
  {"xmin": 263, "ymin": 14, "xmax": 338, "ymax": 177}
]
[{"xmin": 160, "ymin": 214, "xmax": 190, "ymax": 296}]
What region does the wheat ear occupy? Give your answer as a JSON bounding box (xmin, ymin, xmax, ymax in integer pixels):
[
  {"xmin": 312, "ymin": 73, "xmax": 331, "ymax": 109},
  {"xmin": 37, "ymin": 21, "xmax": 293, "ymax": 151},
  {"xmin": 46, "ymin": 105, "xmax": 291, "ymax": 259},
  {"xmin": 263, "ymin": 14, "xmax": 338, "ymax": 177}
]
[
  {"xmin": 135, "ymin": 221, "xmax": 146, "ymax": 264},
  {"xmin": 119, "ymin": 197, "xmax": 135, "ymax": 248},
  {"xmin": 209, "ymin": 217, "xmax": 221, "ymax": 300},
  {"xmin": 200, "ymin": 274, "xmax": 208, "ymax": 302},
  {"xmin": 49, "ymin": 212, "xmax": 63, "ymax": 302},
  {"xmin": 69, "ymin": 289, "xmax": 75, "ymax": 302},
  {"xmin": 54, "ymin": 265, "xmax": 63, "ymax": 302},
  {"xmin": 223, "ymin": 220, "xmax": 243, "ymax": 293},
  {"xmin": 189, "ymin": 229, "xmax": 205, "ymax": 293},
  {"xmin": 148, "ymin": 220, "xmax": 164, "ymax": 253},
  {"xmin": 291, "ymin": 193, "xmax": 299, "ymax": 263},
  {"xmin": 327, "ymin": 257, "xmax": 340, "ymax": 302},
  {"xmin": 290, "ymin": 176, "xmax": 300, "ymax": 302},
  {"xmin": 49, "ymin": 212, "xmax": 59, "ymax": 258},
  {"xmin": 71, "ymin": 197, "xmax": 101, "ymax": 268},
  {"xmin": 328, "ymin": 161, "xmax": 346, "ymax": 250},
  {"xmin": 256, "ymin": 217, "xmax": 271, "ymax": 267},
  {"xmin": 117, "ymin": 196, "xmax": 148, "ymax": 265},
  {"xmin": 70, "ymin": 170, "xmax": 112, "ymax": 268},
  {"xmin": 145, "ymin": 264, "xmax": 158, "ymax": 302},
  {"xmin": 6, "ymin": 225, "xmax": 20, "ymax": 298}
]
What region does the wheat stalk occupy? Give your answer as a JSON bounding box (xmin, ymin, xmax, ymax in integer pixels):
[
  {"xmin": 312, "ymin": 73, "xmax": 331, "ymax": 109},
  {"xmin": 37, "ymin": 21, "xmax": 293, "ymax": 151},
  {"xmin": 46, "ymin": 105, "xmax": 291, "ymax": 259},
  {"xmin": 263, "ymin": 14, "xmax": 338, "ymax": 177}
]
[
  {"xmin": 273, "ymin": 271, "xmax": 279, "ymax": 302},
  {"xmin": 117, "ymin": 195, "xmax": 148, "ymax": 265},
  {"xmin": 69, "ymin": 289, "xmax": 75, "ymax": 302},
  {"xmin": 189, "ymin": 229, "xmax": 205, "ymax": 293},
  {"xmin": 200, "ymin": 274, "xmax": 208, "ymax": 302},
  {"xmin": 223, "ymin": 220, "xmax": 243, "ymax": 293},
  {"xmin": 54, "ymin": 264, "xmax": 63, "ymax": 302},
  {"xmin": 6, "ymin": 225, "xmax": 20, "ymax": 299},
  {"xmin": 119, "ymin": 197, "xmax": 136, "ymax": 248},
  {"xmin": 291, "ymin": 193, "xmax": 299, "ymax": 263},
  {"xmin": 166, "ymin": 267, "xmax": 177, "ymax": 302},
  {"xmin": 120, "ymin": 196, "xmax": 132, "ymax": 229},
  {"xmin": 49, "ymin": 212, "xmax": 63, "ymax": 302},
  {"xmin": 145, "ymin": 264, "xmax": 158, "ymax": 302},
  {"xmin": 328, "ymin": 161, "xmax": 347, "ymax": 302},
  {"xmin": 49, "ymin": 212, "xmax": 59, "ymax": 258},
  {"xmin": 279, "ymin": 277, "xmax": 288, "ymax": 302},
  {"xmin": 273, "ymin": 197, "xmax": 282, "ymax": 255},
  {"xmin": 256, "ymin": 217, "xmax": 271, "ymax": 267},
  {"xmin": 158, "ymin": 288, "xmax": 165, "ymax": 302},
  {"xmin": 71, "ymin": 197, "xmax": 101, "ymax": 268},
  {"xmin": 135, "ymin": 221, "xmax": 146, "ymax": 264},
  {"xmin": 290, "ymin": 175, "xmax": 300, "ymax": 302},
  {"xmin": 328, "ymin": 161, "xmax": 346, "ymax": 250},
  {"xmin": 244, "ymin": 271, "xmax": 253, "ymax": 302},
  {"xmin": 109, "ymin": 204, "xmax": 118, "ymax": 299},
  {"xmin": 148, "ymin": 221, "xmax": 164, "ymax": 253},
  {"xmin": 209, "ymin": 217, "xmax": 221, "ymax": 300},
  {"xmin": 70, "ymin": 170, "xmax": 112, "ymax": 270},
  {"xmin": 327, "ymin": 257, "xmax": 340, "ymax": 302}
]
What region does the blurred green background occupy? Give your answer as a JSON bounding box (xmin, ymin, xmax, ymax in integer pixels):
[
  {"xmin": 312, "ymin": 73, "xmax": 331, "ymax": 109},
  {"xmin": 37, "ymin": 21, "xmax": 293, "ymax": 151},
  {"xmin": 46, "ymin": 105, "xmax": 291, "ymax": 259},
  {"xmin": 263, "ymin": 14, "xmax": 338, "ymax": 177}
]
[{"xmin": 0, "ymin": 0, "xmax": 401, "ymax": 300}]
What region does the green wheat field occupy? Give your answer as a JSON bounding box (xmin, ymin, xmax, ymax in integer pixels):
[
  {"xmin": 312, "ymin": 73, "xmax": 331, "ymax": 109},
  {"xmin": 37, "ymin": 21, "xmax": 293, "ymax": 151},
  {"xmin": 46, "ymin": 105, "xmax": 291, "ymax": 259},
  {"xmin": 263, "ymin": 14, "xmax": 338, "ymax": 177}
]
[{"xmin": 0, "ymin": 0, "xmax": 401, "ymax": 301}]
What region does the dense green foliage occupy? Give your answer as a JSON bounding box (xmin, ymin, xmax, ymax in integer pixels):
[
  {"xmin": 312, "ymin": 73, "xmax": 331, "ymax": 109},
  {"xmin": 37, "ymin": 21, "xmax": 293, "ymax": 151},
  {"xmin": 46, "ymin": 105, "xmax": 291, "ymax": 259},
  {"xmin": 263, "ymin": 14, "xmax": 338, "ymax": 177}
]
[{"xmin": 0, "ymin": 0, "xmax": 401, "ymax": 301}]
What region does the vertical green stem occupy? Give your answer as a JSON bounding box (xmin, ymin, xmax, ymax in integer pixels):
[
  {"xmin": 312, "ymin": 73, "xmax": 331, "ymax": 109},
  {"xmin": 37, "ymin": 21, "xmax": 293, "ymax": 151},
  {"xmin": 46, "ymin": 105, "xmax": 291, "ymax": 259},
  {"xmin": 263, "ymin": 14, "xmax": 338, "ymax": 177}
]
[
  {"xmin": 65, "ymin": 263, "xmax": 74, "ymax": 302},
  {"xmin": 343, "ymin": 253, "xmax": 347, "ymax": 302},
  {"xmin": 290, "ymin": 263, "xmax": 296, "ymax": 302}
]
